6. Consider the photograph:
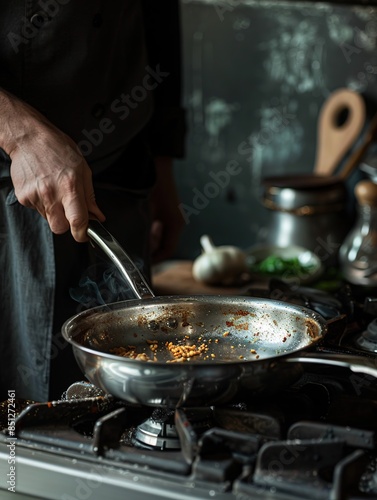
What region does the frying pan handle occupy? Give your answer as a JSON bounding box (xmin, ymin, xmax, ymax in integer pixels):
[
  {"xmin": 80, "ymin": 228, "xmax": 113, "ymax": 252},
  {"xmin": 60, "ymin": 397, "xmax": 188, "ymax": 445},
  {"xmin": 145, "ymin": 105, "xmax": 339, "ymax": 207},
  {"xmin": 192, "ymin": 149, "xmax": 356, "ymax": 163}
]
[
  {"xmin": 286, "ymin": 352, "xmax": 377, "ymax": 380},
  {"xmin": 87, "ymin": 219, "xmax": 155, "ymax": 300}
]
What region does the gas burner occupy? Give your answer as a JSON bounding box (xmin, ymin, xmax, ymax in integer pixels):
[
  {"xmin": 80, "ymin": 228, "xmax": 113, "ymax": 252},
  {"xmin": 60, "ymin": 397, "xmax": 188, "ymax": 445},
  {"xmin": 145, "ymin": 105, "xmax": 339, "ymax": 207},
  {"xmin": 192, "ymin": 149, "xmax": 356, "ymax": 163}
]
[
  {"xmin": 133, "ymin": 407, "xmax": 214, "ymax": 451},
  {"xmin": 354, "ymin": 318, "xmax": 377, "ymax": 354},
  {"xmin": 133, "ymin": 408, "xmax": 180, "ymax": 450}
]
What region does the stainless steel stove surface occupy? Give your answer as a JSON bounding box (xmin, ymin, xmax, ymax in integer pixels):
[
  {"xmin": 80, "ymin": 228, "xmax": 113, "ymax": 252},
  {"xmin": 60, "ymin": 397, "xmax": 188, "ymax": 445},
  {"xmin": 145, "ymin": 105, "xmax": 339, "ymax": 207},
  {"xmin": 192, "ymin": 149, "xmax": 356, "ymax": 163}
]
[{"xmin": 1, "ymin": 283, "xmax": 377, "ymax": 500}]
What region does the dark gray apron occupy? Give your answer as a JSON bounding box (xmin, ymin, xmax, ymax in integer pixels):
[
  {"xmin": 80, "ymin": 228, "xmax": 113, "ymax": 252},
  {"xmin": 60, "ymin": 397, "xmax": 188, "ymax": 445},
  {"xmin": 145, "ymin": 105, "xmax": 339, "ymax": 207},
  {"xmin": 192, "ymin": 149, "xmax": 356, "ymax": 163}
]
[{"xmin": 0, "ymin": 151, "xmax": 55, "ymax": 402}]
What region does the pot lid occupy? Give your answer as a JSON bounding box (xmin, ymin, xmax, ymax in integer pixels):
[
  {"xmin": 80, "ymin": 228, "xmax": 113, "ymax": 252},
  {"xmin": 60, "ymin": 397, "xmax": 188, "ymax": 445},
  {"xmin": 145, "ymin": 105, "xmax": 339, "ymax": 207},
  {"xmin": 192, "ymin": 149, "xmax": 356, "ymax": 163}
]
[{"xmin": 262, "ymin": 174, "xmax": 348, "ymax": 211}]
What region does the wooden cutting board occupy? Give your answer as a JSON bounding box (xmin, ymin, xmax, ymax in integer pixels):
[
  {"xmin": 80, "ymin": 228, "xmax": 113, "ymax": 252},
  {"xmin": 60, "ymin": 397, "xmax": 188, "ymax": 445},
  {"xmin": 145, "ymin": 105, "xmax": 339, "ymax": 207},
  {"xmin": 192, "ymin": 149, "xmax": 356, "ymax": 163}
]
[{"xmin": 152, "ymin": 260, "xmax": 248, "ymax": 296}]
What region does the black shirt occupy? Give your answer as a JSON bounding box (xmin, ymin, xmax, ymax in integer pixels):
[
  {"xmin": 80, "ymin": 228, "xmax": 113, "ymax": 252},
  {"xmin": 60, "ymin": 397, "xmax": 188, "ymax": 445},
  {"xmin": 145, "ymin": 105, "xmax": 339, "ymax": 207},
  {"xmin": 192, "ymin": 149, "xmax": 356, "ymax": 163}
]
[{"xmin": 0, "ymin": 0, "xmax": 186, "ymax": 177}]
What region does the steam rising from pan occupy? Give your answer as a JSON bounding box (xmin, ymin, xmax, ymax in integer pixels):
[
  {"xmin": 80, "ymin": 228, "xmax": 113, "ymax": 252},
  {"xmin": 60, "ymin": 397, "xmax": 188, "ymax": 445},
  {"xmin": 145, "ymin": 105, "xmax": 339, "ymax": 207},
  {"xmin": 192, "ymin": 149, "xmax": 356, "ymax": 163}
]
[{"xmin": 70, "ymin": 258, "xmax": 145, "ymax": 310}]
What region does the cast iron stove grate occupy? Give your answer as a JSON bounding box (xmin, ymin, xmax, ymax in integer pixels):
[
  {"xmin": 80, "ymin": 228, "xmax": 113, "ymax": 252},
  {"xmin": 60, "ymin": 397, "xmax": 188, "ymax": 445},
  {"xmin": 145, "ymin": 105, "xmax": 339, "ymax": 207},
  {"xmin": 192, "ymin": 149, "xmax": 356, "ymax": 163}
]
[{"xmin": 1, "ymin": 373, "xmax": 377, "ymax": 500}]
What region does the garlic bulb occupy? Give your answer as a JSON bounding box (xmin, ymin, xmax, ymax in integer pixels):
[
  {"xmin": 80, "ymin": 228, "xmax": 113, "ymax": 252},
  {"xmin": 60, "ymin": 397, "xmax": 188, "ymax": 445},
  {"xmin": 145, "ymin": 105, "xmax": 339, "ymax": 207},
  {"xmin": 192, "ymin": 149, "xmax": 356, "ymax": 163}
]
[{"xmin": 192, "ymin": 235, "xmax": 248, "ymax": 285}]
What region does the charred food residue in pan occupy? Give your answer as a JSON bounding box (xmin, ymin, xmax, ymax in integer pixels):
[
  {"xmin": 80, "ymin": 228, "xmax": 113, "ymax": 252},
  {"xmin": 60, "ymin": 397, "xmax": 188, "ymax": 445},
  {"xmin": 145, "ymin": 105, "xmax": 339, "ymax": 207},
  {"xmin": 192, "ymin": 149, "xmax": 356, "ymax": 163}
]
[{"xmin": 81, "ymin": 304, "xmax": 322, "ymax": 364}]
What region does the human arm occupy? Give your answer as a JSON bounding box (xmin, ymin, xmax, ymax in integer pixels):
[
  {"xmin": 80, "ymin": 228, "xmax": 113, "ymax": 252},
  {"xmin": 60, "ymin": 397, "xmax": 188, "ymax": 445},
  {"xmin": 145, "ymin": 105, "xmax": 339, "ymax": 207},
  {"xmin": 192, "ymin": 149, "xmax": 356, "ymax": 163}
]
[{"xmin": 0, "ymin": 88, "xmax": 105, "ymax": 242}]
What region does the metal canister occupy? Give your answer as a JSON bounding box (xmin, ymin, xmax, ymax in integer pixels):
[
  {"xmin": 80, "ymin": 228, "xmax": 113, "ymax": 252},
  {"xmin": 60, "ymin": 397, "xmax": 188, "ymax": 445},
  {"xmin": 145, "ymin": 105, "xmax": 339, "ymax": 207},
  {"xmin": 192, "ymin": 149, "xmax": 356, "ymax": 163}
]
[{"xmin": 261, "ymin": 175, "xmax": 350, "ymax": 267}]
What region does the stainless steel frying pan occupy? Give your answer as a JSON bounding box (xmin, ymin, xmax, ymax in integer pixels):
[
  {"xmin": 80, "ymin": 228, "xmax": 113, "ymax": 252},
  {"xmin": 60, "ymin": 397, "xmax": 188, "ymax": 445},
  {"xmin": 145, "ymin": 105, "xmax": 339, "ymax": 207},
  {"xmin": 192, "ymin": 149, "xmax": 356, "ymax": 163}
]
[{"xmin": 61, "ymin": 220, "xmax": 377, "ymax": 407}]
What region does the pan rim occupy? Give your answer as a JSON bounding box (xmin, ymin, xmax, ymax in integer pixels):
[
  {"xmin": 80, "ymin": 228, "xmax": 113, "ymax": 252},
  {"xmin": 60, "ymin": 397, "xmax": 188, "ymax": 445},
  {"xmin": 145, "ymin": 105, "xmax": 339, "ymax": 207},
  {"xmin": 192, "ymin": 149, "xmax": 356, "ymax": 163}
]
[{"xmin": 62, "ymin": 295, "xmax": 328, "ymax": 367}]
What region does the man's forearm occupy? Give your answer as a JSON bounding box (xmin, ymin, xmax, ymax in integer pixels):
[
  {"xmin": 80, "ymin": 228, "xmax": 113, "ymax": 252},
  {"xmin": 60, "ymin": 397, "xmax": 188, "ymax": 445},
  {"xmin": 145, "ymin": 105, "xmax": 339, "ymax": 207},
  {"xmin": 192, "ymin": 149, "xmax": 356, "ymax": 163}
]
[
  {"xmin": 0, "ymin": 89, "xmax": 34, "ymax": 156},
  {"xmin": 0, "ymin": 88, "xmax": 53, "ymax": 157}
]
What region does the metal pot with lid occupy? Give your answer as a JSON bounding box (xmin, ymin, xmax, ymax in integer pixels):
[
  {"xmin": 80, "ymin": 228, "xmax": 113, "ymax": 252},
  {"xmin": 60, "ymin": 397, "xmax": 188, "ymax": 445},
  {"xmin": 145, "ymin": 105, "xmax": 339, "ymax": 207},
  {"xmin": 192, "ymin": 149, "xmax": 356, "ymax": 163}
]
[{"xmin": 261, "ymin": 174, "xmax": 350, "ymax": 267}]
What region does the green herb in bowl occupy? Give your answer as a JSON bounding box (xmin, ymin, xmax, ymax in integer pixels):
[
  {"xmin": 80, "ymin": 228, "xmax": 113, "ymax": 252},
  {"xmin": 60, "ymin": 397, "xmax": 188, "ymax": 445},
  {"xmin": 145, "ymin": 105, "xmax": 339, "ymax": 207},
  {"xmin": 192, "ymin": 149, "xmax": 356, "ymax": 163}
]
[
  {"xmin": 251, "ymin": 255, "xmax": 316, "ymax": 276},
  {"xmin": 247, "ymin": 245, "xmax": 323, "ymax": 284}
]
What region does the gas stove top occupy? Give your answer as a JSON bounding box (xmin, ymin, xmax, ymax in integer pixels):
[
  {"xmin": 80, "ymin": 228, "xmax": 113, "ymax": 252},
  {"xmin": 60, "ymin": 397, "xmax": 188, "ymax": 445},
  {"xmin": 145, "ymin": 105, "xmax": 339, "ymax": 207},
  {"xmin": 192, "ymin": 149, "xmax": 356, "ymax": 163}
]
[
  {"xmin": 1, "ymin": 374, "xmax": 377, "ymax": 500},
  {"xmin": 1, "ymin": 282, "xmax": 377, "ymax": 500}
]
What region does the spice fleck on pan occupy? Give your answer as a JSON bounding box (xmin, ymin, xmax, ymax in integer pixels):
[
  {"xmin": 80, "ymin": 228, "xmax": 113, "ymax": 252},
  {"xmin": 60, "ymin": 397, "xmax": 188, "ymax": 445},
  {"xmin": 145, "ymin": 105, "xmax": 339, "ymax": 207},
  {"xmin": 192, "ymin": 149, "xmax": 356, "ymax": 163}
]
[{"xmin": 306, "ymin": 318, "xmax": 321, "ymax": 339}]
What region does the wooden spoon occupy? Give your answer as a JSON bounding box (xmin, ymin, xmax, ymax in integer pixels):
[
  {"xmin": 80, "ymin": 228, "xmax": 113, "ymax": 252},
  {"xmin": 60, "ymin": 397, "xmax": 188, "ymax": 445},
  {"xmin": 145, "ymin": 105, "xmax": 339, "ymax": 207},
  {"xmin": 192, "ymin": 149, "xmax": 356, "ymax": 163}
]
[{"xmin": 314, "ymin": 88, "xmax": 366, "ymax": 176}]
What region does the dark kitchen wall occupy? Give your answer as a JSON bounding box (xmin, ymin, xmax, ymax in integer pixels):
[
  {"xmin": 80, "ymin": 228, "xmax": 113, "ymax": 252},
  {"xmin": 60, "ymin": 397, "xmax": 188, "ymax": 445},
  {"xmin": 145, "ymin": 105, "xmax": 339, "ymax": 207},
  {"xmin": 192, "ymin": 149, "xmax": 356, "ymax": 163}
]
[{"xmin": 173, "ymin": 0, "xmax": 377, "ymax": 259}]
